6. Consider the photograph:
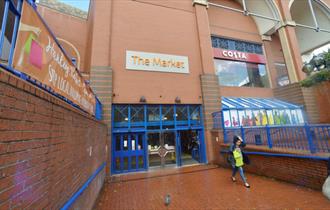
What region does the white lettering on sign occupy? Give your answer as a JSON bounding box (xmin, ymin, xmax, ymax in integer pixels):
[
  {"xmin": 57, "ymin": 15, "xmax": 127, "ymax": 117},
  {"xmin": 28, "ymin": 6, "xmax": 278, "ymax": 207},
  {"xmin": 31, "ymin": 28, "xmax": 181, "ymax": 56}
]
[
  {"xmin": 126, "ymin": 51, "xmax": 189, "ymax": 74},
  {"xmin": 222, "ymin": 50, "xmax": 247, "ymax": 60}
]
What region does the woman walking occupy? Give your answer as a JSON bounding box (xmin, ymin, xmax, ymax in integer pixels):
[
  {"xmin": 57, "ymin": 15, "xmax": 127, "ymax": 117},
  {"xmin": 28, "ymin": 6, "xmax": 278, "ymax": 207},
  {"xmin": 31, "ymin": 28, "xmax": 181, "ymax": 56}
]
[{"xmin": 229, "ymin": 135, "xmax": 250, "ymax": 188}]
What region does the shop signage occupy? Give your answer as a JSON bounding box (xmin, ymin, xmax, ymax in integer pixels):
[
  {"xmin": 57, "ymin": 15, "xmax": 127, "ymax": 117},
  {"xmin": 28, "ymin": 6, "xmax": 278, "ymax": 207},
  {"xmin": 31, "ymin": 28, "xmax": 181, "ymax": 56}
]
[
  {"xmin": 13, "ymin": 1, "xmax": 96, "ymax": 115},
  {"xmin": 213, "ymin": 48, "xmax": 266, "ymax": 64},
  {"xmin": 126, "ymin": 51, "xmax": 189, "ymax": 74}
]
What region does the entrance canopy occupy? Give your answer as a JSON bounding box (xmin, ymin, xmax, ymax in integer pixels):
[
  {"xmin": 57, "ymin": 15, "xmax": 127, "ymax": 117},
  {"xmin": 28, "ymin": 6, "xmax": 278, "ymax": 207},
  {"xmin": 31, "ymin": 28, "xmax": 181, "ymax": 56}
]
[{"xmin": 217, "ymin": 97, "xmax": 305, "ymax": 128}]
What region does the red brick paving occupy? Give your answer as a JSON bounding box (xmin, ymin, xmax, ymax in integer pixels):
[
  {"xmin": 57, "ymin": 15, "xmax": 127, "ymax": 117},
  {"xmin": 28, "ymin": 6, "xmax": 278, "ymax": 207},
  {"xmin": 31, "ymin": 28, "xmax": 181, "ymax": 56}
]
[{"xmin": 94, "ymin": 165, "xmax": 330, "ymax": 210}]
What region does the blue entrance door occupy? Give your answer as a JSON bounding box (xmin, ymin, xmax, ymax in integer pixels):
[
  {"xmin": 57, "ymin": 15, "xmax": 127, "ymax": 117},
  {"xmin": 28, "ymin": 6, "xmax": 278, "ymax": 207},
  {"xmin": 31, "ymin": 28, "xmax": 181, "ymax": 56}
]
[{"xmin": 112, "ymin": 133, "xmax": 147, "ymax": 174}]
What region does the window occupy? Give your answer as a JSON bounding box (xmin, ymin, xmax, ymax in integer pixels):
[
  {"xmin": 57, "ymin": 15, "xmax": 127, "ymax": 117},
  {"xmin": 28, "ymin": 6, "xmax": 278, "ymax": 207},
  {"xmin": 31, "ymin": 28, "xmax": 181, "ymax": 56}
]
[
  {"xmin": 0, "ymin": 0, "xmax": 22, "ymax": 65},
  {"xmin": 214, "ymin": 59, "xmax": 270, "ymax": 88},
  {"xmin": 211, "ymin": 36, "xmax": 263, "ymax": 55},
  {"xmin": 275, "ymin": 63, "xmax": 290, "ymax": 87}
]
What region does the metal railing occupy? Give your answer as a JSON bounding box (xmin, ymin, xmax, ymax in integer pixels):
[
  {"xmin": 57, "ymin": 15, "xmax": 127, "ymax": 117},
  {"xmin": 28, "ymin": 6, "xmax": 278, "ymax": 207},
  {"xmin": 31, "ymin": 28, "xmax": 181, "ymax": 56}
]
[
  {"xmin": 222, "ymin": 124, "xmax": 330, "ymax": 153},
  {"xmin": 212, "ymin": 112, "xmax": 330, "ymax": 153}
]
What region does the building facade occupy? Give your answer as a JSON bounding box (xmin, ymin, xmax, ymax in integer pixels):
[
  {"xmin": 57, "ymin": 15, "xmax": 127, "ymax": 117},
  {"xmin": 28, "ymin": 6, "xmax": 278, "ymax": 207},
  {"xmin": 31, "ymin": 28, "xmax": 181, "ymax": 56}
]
[{"xmin": 35, "ymin": 0, "xmax": 330, "ymax": 175}]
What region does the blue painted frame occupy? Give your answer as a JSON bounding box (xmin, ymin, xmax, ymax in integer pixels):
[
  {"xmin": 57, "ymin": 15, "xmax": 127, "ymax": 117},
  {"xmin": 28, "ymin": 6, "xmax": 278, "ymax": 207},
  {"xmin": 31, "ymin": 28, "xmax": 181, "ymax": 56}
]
[{"xmin": 111, "ymin": 104, "xmax": 207, "ymax": 174}]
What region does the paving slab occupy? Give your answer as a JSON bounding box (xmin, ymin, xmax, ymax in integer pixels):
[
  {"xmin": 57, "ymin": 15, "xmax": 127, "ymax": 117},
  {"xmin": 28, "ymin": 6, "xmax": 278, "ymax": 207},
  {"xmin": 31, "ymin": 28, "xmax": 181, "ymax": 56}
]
[{"xmin": 94, "ymin": 165, "xmax": 330, "ymax": 210}]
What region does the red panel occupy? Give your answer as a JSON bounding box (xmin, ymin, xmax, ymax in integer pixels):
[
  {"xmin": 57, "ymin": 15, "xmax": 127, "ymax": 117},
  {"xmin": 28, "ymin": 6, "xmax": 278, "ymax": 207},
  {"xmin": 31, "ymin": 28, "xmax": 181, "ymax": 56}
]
[{"xmin": 213, "ymin": 48, "xmax": 266, "ymax": 64}]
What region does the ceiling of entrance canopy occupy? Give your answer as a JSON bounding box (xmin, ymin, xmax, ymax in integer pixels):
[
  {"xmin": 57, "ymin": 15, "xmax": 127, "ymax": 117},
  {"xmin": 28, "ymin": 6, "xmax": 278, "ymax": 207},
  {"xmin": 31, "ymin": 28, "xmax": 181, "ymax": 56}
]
[
  {"xmin": 290, "ymin": 0, "xmax": 330, "ymax": 53},
  {"xmin": 234, "ymin": 0, "xmax": 281, "ymax": 36}
]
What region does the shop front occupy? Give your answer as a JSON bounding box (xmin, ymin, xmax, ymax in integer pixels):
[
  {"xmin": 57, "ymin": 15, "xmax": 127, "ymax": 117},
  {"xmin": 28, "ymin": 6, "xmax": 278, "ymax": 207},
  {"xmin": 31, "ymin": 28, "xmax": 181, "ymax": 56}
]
[{"xmin": 111, "ymin": 104, "xmax": 207, "ymax": 174}]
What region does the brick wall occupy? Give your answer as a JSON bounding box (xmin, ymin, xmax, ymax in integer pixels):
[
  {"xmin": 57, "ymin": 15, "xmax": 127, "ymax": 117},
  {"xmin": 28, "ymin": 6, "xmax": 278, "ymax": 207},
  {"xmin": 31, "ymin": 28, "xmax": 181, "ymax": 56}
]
[
  {"xmin": 274, "ymin": 83, "xmax": 320, "ymax": 123},
  {"xmin": 0, "ymin": 69, "xmax": 108, "ymax": 209},
  {"xmin": 216, "ymin": 143, "xmax": 328, "ymax": 190},
  {"xmin": 314, "ymin": 82, "xmax": 330, "ymax": 123}
]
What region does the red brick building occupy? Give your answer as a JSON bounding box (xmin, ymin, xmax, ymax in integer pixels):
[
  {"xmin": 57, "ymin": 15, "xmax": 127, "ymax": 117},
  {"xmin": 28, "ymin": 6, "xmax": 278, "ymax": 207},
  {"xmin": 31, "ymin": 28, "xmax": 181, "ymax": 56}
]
[{"xmin": 33, "ymin": 0, "xmax": 330, "ymax": 175}]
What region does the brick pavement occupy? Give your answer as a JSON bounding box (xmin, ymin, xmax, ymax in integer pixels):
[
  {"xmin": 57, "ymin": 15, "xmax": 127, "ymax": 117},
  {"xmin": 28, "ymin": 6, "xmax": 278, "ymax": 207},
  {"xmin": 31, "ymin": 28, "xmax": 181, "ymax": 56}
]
[{"xmin": 94, "ymin": 165, "xmax": 330, "ymax": 210}]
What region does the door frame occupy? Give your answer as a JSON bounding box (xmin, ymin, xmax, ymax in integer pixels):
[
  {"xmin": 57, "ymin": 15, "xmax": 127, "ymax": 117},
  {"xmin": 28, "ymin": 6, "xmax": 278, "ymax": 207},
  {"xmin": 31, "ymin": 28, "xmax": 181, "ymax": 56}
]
[{"xmin": 176, "ymin": 129, "xmax": 205, "ymax": 167}]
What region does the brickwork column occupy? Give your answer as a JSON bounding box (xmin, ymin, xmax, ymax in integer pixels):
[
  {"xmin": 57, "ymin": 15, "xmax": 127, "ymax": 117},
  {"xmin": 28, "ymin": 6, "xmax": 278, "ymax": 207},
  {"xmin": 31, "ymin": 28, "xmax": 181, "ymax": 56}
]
[
  {"xmin": 89, "ymin": 0, "xmax": 113, "ymax": 175},
  {"xmin": 194, "ymin": 0, "xmax": 222, "ymax": 164}
]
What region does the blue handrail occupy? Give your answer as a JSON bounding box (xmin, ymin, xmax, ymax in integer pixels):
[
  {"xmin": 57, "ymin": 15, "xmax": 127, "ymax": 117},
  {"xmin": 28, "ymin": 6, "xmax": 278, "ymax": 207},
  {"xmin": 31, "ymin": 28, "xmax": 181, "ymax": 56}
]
[{"xmin": 221, "ymin": 123, "xmax": 330, "ymax": 154}]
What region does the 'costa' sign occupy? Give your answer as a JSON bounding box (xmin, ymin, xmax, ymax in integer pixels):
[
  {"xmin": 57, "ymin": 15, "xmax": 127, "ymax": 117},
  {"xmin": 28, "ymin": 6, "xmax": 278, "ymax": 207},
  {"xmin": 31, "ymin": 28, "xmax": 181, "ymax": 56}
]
[
  {"xmin": 213, "ymin": 48, "xmax": 266, "ymax": 64},
  {"xmin": 222, "ymin": 50, "xmax": 247, "ymax": 60}
]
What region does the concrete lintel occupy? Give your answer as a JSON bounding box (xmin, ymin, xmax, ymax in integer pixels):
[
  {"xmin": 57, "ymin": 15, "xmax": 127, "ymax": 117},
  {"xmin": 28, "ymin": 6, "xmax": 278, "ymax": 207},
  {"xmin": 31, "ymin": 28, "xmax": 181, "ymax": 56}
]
[
  {"xmin": 261, "ymin": 35, "xmax": 272, "ymax": 41},
  {"xmin": 193, "ymin": 0, "xmax": 208, "ymax": 7}
]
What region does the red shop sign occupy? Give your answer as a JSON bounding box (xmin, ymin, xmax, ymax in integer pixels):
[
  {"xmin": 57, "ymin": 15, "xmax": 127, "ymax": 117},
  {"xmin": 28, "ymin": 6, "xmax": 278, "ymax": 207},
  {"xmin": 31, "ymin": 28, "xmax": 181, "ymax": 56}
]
[{"xmin": 213, "ymin": 48, "xmax": 266, "ymax": 64}]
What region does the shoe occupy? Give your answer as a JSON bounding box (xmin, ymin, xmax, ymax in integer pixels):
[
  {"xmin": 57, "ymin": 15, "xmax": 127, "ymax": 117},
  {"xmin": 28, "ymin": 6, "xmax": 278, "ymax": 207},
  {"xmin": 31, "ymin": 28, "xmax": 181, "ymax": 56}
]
[
  {"xmin": 231, "ymin": 177, "xmax": 236, "ymax": 182},
  {"xmin": 244, "ymin": 183, "xmax": 250, "ymax": 188}
]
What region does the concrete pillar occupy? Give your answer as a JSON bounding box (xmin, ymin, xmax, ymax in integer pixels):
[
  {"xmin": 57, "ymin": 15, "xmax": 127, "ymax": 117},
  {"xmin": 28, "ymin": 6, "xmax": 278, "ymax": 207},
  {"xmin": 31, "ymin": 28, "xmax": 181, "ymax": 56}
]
[
  {"xmin": 194, "ymin": 0, "xmax": 222, "ymax": 164},
  {"xmin": 275, "ymin": 0, "xmax": 305, "ymax": 82},
  {"xmin": 262, "ymin": 36, "xmax": 276, "ymax": 88}
]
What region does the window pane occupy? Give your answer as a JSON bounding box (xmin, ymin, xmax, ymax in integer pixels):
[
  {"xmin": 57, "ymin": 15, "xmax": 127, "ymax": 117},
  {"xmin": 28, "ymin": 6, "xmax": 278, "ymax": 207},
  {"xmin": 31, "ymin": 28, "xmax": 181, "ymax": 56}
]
[
  {"xmin": 296, "ymin": 109, "xmax": 304, "ymax": 124},
  {"xmin": 115, "ymin": 135, "xmax": 121, "ymax": 151},
  {"xmin": 273, "ymin": 110, "xmax": 281, "ymax": 125},
  {"xmin": 131, "ymin": 135, "xmax": 136, "ymax": 151},
  {"xmin": 131, "ymin": 156, "xmax": 137, "ymax": 170},
  {"xmin": 245, "ymin": 110, "xmax": 253, "ymax": 126},
  {"xmin": 267, "ymin": 110, "xmax": 274, "ymax": 125},
  {"xmin": 238, "ymin": 111, "xmax": 245, "ymax": 126},
  {"xmin": 190, "ymin": 105, "xmax": 201, "ymax": 125},
  {"xmin": 138, "ymin": 134, "xmax": 144, "ymax": 150},
  {"xmin": 114, "ymin": 105, "xmax": 128, "ymax": 123},
  {"xmin": 252, "ymin": 110, "xmax": 261, "ymax": 126},
  {"xmin": 176, "ymin": 105, "xmax": 188, "ymax": 121},
  {"xmin": 223, "ymin": 111, "xmax": 231, "ymax": 127},
  {"xmin": 138, "ymin": 156, "xmax": 144, "ymax": 169},
  {"xmin": 123, "ymin": 134, "xmax": 129, "ymax": 151},
  {"xmin": 147, "ymin": 106, "xmax": 160, "ymax": 122},
  {"xmin": 0, "ymin": 5, "xmax": 15, "ymax": 64},
  {"xmin": 275, "ymin": 63, "xmax": 290, "ymax": 87},
  {"xmin": 131, "ymin": 105, "xmax": 144, "ymax": 123},
  {"xmin": 115, "ymin": 157, "xmax": 121, "ymax": 171},
  {"xmin": 260, "ymin": 110, "xmax": 268, "ymax": 125},
  {"xmin": 162, "ymin": 106, "xmax": 174, "ymax": 121},
  {"xmin": 230, "ymin": 110, "xmax": 239, "ymax": 127},
  {"xmin": 215, "ymin": 59, "xmax": 249, "ymax": 87},
  {"xmin": 215, "ymin": 59, "xmax": 270, "ymax": 88}
]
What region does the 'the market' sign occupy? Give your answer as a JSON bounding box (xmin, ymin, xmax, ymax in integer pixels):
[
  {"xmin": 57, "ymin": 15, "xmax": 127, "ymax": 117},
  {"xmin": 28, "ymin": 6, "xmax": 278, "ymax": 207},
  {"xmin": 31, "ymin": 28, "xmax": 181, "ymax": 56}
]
[{"xmin": 126, "ymin": 51, "xmax": 189, "ymax": 74}]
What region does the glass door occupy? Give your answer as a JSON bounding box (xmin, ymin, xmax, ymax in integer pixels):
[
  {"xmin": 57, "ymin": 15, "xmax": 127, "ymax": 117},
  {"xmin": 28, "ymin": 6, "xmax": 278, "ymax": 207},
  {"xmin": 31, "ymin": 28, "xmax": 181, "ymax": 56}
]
[
  {"xmin": 147, "ymin": 132, "xmax": 162, "ymax": 167},
  {"xmin": 147, "ymin": 131, "xmax": 177, "ymax": 168}
]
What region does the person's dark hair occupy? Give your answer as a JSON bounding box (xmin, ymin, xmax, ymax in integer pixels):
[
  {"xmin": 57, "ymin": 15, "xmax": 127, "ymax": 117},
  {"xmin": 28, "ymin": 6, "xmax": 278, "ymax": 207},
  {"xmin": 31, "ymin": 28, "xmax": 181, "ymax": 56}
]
[{"xmin": 233, "ymin": 135, "xmax": 242, "ymax": 145}]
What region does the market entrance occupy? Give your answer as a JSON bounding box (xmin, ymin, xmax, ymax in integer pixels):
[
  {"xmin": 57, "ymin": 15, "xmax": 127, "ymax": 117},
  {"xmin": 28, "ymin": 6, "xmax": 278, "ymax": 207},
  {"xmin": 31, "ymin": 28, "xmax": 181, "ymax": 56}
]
[{"xmin": 112, "ymin": 104, "xmax": 207, "ymax": 174}]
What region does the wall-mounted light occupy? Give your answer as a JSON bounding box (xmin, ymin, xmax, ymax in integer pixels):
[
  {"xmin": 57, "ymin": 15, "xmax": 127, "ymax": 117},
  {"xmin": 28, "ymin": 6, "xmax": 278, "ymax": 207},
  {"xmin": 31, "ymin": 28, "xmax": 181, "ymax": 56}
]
[
  {"xmin": 175, "ymin": 96, "xmax": 181, "ymax": 104},
  {"xmin": 140, "ymin": 96, "xmax": 146, "ymax": 103}
]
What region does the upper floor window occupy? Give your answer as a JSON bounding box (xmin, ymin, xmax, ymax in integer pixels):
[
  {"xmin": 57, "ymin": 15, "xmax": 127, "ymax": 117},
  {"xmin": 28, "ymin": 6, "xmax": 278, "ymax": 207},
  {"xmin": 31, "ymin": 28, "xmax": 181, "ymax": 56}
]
[
  {"xmin": 214, "ymin": 59, "xmax": 270, "ymax": 88},
  {"xmin": 211, "ymin": 36, "xmax": 263, "ymax": 55}
]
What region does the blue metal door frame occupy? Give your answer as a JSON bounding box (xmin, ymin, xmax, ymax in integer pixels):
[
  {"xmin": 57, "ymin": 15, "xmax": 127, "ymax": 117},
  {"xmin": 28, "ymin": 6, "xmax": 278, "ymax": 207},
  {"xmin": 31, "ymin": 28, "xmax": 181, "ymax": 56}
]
[
  {"xmin": 111, "ymin": 104, "xmax": 207, "ymax": 174},
  {"xmin": 111, "ymin": 132, "xmax": 147, "ymax": 174}
]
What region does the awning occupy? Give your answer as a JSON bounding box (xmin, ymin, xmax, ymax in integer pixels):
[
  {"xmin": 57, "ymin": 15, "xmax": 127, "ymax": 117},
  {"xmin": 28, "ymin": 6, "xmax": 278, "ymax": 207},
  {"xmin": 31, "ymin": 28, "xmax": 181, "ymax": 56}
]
[{"xmin": 221, "ymin": 97, "xmax": 302, "ymax": 110}]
